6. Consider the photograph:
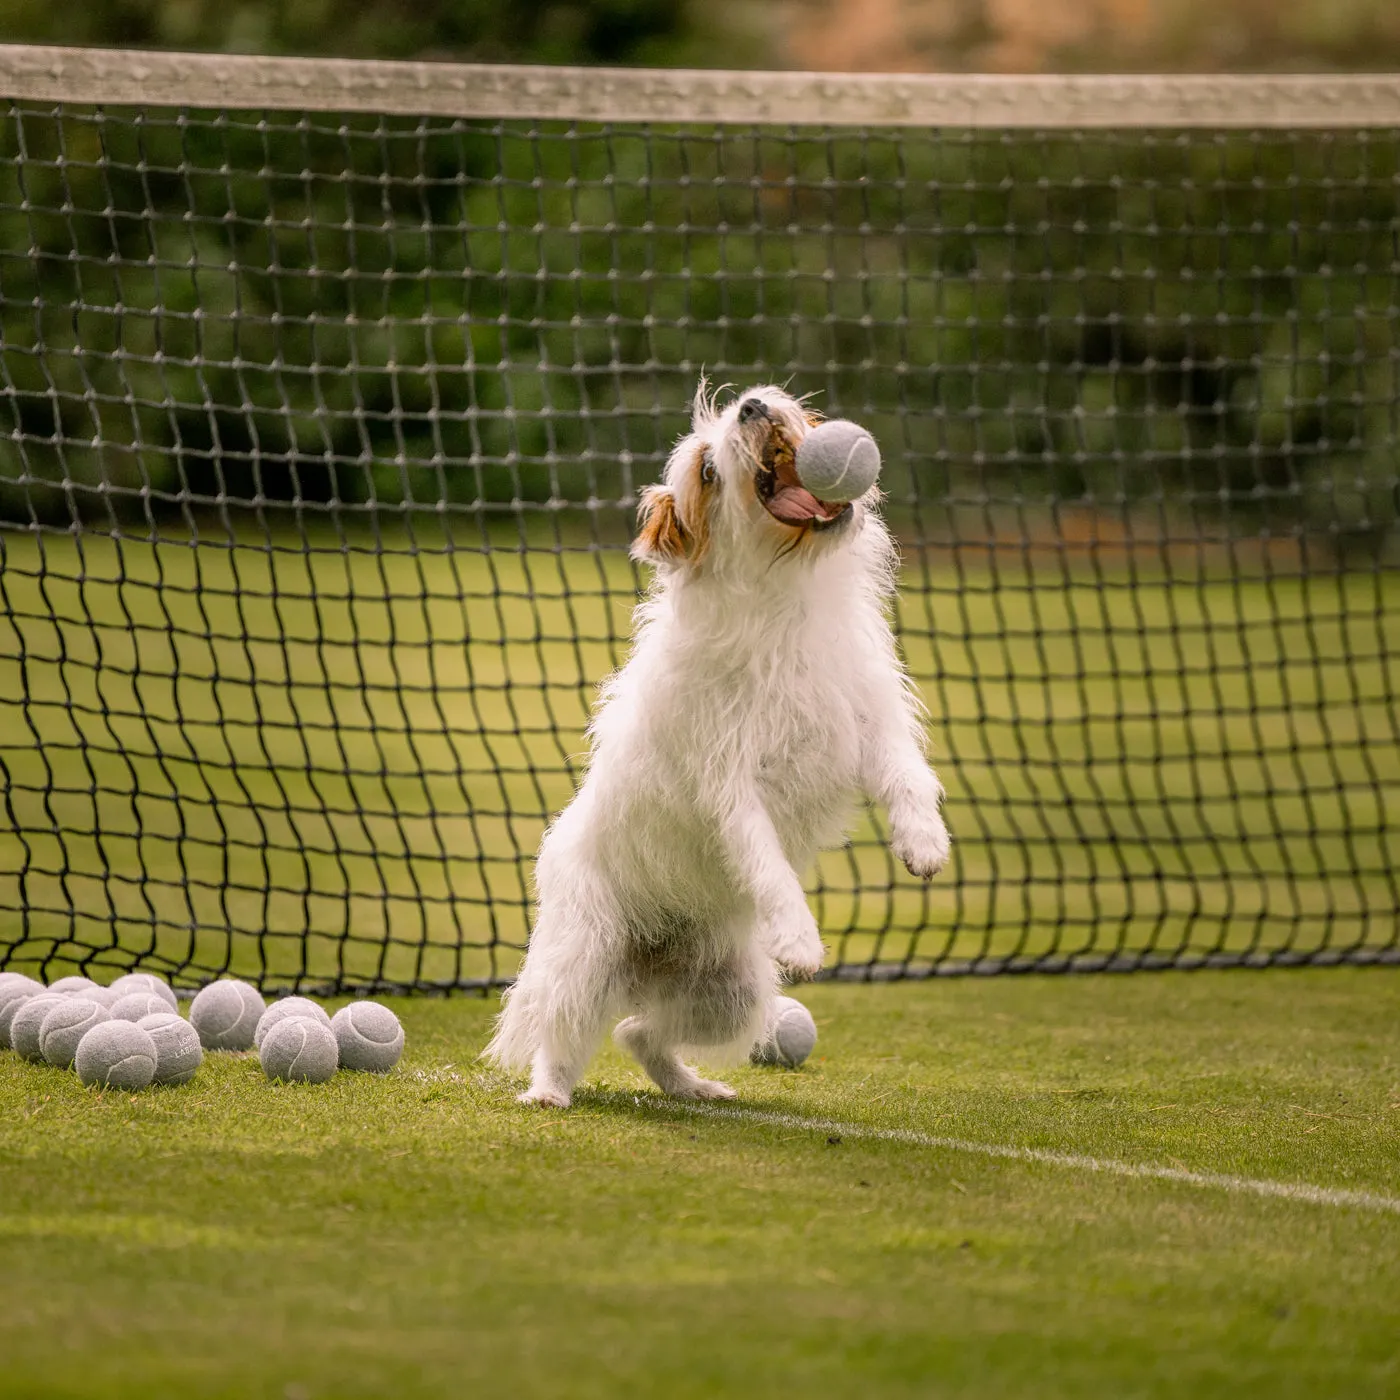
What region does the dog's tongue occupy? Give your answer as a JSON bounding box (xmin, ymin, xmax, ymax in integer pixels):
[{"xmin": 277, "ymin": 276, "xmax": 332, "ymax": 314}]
[
  {"xmin": 765, "ymin": 483, "xmax": 845, "ymax": 525},
  {"xmin": 764, "ymin": 444, "xmax": 848, "ymax": 525}
]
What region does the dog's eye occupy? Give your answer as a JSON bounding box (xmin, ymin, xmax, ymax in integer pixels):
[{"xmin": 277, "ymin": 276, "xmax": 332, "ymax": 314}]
[{"xmin": 700, "ymin": 453, "xmax": 717, "ymax": 486}]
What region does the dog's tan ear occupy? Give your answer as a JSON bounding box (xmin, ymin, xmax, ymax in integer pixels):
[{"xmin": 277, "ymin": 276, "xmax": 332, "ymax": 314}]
[
  {"xmin": 632, "ymin": 485, "xmax": 689, "ymax": 564},
  {"xmin": 805, "ymin": 410, "xmax": 825, "ymax": 428}
]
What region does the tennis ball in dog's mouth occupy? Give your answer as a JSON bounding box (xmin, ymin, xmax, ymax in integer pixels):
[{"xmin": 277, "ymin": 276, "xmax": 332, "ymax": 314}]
[
  {"xmin": 259, "ymin": 1016, "xmax": 339, "ymax": 1084},
  {"xmin": 795, "ymin": 420, "xmax": 881, "ymax": 503},
  {"xmin": 331, "ymin": 1001, "xmax": 404, "ymax": 1073},
  {"xmin": 189, "ymin": 979, "xmax": 266, "ymax": 1051},
  {"xmin": 750, "ymin": 995, "xmax": 818, "ymax": 1068},
  {"xmin": 74, "ymin": 1020, "xmax": 158, "ymax": 1090}
]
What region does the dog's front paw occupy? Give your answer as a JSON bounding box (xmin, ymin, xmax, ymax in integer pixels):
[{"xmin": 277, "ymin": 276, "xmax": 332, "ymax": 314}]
[
  {"xmin": 774, "ymin": 953, "xmax": 824, "ymax": 983},
  {"xmin": 892, "ymin": 818, "xmax": 952, "ymax": 880},
  {"xmin": 763, "ymin": 908, "xmax": 826, "ymax": 982}
]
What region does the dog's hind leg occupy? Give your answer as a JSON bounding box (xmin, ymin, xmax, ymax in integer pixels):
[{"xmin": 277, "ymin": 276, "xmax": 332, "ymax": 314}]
[
  {"xmin": 486, "ymin": 899, "xmax": 622, "ymax": 1109},
  {"xmin": 520, "ymin": 1042, "xmax": 594, "ymax": 1109},
  {"xmin": 614, "ymin": 1015, "xmax": 738, "ymax": 1100},
  {"xmin": 520, "ymin": 934, "xmax": 621, "ymax": 1109},
  {"xmin": 615, "ymin": 942, "xmax": 773, "ymax": 1101},
  {"xmin": 514, "ymin": 952, "xmax": 620, "ymax": 1109}
]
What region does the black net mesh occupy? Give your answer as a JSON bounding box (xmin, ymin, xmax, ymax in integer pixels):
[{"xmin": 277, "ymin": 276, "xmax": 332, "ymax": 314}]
[{"xmin": 0, "ymin": 100, "xmax": 1397, "ymax": 992}]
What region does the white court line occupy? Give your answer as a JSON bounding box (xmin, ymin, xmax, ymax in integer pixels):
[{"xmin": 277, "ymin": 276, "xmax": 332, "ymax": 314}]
[{"xmin": 644, "ymin": 1101, "xmax": 1400, "ymax": 1216}]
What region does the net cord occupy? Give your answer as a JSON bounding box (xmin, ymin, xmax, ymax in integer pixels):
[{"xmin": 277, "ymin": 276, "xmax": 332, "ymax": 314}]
[{"xmin": 0, "ymin": 44, "xmax": 1398, "ymax": 128}]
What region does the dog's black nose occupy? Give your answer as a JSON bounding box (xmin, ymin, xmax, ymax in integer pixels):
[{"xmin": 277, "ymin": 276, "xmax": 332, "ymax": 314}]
[{"xmin": 738, "ymin": 397, "xmax": 769, "ymax": 424}]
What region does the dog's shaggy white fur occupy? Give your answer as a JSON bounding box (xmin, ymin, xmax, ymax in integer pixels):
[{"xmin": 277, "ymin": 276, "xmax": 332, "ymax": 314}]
[{"xmin": 485, "ymin": 384, "xmax": 950, "ymax": 1107}]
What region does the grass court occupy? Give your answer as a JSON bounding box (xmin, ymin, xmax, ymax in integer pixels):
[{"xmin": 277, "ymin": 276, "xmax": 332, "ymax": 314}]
[{"xmin": 2, "ymin": 969, "xmax": 1398, "ymax": 1398}]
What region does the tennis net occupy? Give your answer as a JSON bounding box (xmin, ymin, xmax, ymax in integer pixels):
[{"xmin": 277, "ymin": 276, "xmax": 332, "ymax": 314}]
[{"xmin": 0, "ymin": 47, "xmax": 1397, "ymax": 990}]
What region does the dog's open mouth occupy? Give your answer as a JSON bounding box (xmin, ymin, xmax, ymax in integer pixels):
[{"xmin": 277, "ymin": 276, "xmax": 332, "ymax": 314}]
[{"xmin": 755, "ymin": 430, "xmax": 851, "ymax": 529}]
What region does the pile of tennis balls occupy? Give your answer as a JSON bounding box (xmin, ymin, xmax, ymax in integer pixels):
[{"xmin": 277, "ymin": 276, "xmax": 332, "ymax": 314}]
[{"xmin": 0, "ymin": 970, "xmax": 404, "ymax": 1091}]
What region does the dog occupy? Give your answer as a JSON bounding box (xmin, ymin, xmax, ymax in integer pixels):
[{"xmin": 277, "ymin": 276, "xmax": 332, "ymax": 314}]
[{"xmin": 484, "ymin": 383, "xmax": 950, "ymax": 1107}]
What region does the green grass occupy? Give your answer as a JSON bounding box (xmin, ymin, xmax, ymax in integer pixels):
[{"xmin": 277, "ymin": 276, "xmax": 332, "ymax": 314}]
[
  {"xmin": 3, "ymin": 525, "xmax": 1399, "ymax": 989},
  {"xmin": 2, "ymin": 971, "xmax": 1398, "ymax": 1398}
]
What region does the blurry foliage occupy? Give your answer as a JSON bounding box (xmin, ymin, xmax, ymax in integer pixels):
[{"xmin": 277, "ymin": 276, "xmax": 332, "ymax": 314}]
[
  {"xmin": 0, "ymin": 2, "xmax": 1394, "ymax": 555},
  {"xmin": 0, "ymin": 0, "xmax": 716, "ymax": 67}
]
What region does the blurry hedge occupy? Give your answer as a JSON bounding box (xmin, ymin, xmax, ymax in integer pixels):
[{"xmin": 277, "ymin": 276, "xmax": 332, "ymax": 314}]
[
  {"xmin": 0, "ymin": 0, "xmax": 709, "ymax": 68},
  {"xmin": 0, "ymin": 104, "xmax": 1396, "ymax": 554}
]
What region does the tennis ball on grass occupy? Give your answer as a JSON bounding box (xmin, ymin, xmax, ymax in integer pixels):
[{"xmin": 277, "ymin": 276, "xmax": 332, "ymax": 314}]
[
  {"xmin": 109, "ymin": 991, "xmax": 175, "ymax": 1023},
  {"xmin": 10, "ymin": 993, "xmax": 69, "ymax": 1062},
  {"xmin": 189, "ymin": 979, "xmax": 266, "ymax": 1050},
  {"xmin": 0, "ymin": 976, "xmax": 44, "ymax": 1049},
  {"xmin": 108, "ymin": 973, "xmax": 178, "ymax": 1011},
  {"xmin": 74, "ymin": 1021, "xmax": 158, "ymax": 1090},
  {"xmin": 39, "ymin": 998, "xmax": 112, "ymax": 1069},
  {"xmin": 260, "ymin": 1016, "xmax": 338, "ymax": 1084},
  {"xmin": 48, "ymin": 975, "xmax": 102, "ymax": 997},
  {"xmin": 750, "ymin": 995, "xmax": 818, "ymax": 1068},
  {"xmin": 794, "ymin": 420, "xmax": 881, "ymax": 503},
  {"xmin": 254, "ymin": 996, "xmax": 332, "ymax": 1050},
  {"xmin": 331, "ymin": 1001, "xmax": 404, "ymax": 1073},
  {"xmin": 137, "ymin": 1012, "xmax": 203, "ymax": 1085}
]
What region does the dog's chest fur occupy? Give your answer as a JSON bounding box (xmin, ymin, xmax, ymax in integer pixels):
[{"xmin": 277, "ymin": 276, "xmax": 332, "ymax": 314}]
[
  {"xmin": 571, "ymin": 542, "xmax": 889, "ymax": 912},
  {"xmin": 679, "ymin": 618, "xmax": 864, "ymax": 841}
]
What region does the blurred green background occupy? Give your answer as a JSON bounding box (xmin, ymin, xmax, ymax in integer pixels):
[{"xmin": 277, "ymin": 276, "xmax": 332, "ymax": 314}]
[{"xmin": 0, "ymin": 2, "xmax": 1396, "ymax": 550}]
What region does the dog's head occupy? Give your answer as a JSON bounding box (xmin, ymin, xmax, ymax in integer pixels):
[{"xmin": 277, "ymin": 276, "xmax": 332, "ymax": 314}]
[{"xmin": 632, "ymin": 383, "xmax": 873, "ymax": 571}]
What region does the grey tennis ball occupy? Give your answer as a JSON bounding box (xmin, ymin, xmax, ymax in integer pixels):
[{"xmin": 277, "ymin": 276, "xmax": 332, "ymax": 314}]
[
  {"xmin": 189, "ymin": 979, "xmax": 266, "ymax": 1051},
  {"xmin": 39, "ymin": 998, "xmax": 112, "ymax": 1069},
  {"xmin": 49, "ymin": 975, "xmax": 102, "ymax": 997},
  {"xmin": 74, "ymin": 1021, "xmax": 158, "ymax": 1090},
  {"xmin": 137, "ymin": 1013, "xmax": 204, "ymax": 1086},
  {"xmin": 259, "ymin": 1016, "xmax": 338, "ymax": 1084},
  {"xmin": 331, "ymin": 1002, "xmax": 404, "ymax": 1073},
  {"xmin": 0, "ymin": 977, "xmax": 44, "ymax": 1049},
  {"xmin": 795, "ymin": 419, "xmax": 881, "ymax": 502},
  {"xmin": 108, "ymin": 973, "xmax": 178, "ymax": 1012},
  {"xmin": 750, "ymin": 996, "xmax": 818, "ymax": 1068},
  {"xmin": 109, "ymin": 992, "xmax": 175, "ymax": 1023},
  {"xmin": 10, "ymin": 993, "xmax": 69, "ymax": 1062},
  {"xmin": 81, "ymin": 985, "xmax": 121, "ymax": 1008},
  {"xmin": 255, "ymin": 996, "xmax": 332, "ymax": 1050}
]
